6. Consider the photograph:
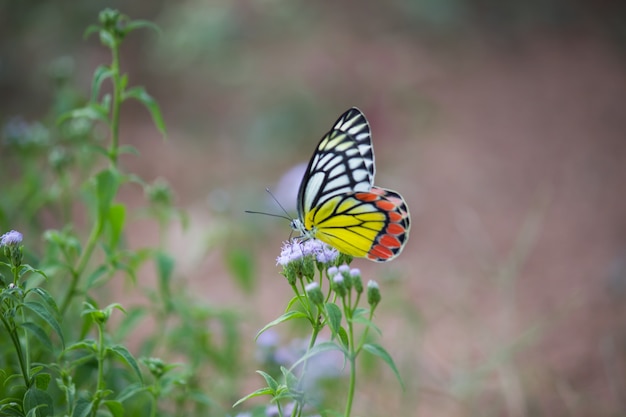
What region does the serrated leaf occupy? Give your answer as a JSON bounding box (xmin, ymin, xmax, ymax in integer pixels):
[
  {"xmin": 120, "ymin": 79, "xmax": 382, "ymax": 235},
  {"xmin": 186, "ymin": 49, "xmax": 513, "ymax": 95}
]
[
  {"xmin": 122, "ymin": 86, "xmax": 166, "ymax": 139},
  {"xmin": 255, "ymin": 310, "xmax": 308, "ymax": 340},
  {"xmin": 325, "ymin": 302, "xmax": 342, "ymax": 337},
  {"xmin": 103, "ymin": 400, "xmax": 124, "ymax": 417},
  {"xmin": 362, "ymin": 343, "xmax": 404, "ymax": 390},
  {"xmin": 21, "ymin": 322, "xmax": 53, "ymax": 352},
  {"xmin": 108, "ymin": 345, "xmax": 143, "ymax": 383},
  {"xmin": 232, "ymin": 387, "xmax": 274, "ymax": 408},
  {"xmin": 23, "ymin": 301, "xmax": 64, "ymax": 349},
  {"xmin": 91, "ymin": 65, "xmax": 113, "ymax": 102}
]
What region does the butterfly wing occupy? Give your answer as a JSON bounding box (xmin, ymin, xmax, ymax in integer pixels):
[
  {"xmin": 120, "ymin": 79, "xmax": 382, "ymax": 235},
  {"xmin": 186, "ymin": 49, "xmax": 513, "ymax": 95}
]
[
  {"xmin": 297, "ymin": 107, "xmax": 374, "ymax": 220},
  {"xmin": 294, "ymin": 107, "xmax": 410, "ymax": 262},
  {"xmin": 305, "ymin": 186, "xmax": 410, "ymax": 262}
]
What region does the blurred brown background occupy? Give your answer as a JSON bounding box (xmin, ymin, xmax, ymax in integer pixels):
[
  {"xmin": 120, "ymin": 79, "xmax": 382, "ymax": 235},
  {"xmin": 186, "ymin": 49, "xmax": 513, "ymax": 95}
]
[{"xmin": 2, "ymin": 1, "xmax": 626, "ymax": 416}]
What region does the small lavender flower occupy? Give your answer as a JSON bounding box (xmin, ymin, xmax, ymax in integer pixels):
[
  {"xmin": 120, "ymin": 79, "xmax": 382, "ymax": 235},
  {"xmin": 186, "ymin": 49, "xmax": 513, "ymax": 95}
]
[
  {"xmin": 314, "ymin": 243, "xmax": 339, "ymax": 264},
  {"xmin": 0, "ymin": 230, "xmax": 22, "ymax": 247},
  {"xmin": 327, "ymin": 266, "xmax": 338, "ymax": 278},
  {"xmin": 276, "ymin": 241, "xmax": 304, "ymax": 266},
  {"xmin": 1, "ymin": 230, "xmax": 23, "ymax": 267}
]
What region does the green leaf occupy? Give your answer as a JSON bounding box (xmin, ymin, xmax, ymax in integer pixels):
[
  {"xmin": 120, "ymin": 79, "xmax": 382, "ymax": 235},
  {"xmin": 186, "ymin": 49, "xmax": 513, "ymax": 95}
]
[
  {"xmin": 28, "ymin": 288, "xmax": 60, "ymax": 320},
  {"xmin": 116, "ymin": 382, "xmax": 146, "ymax": 402},
  {"xmin": 155, "ymin": 251, "xmax": 174, "ymax": 308},
  {"xmin": 291, "ymin": 341, "xmax": 346, "ymax": 370},
  {"xmin": 18, "ymin": 265, "xmax": 48, "ymax": 282},
  {"xmin": 21, "ymin": 322, "xmax": 53, "ymax": 352},
  {"xmin": 108, "ymin": 345, "xmax": 143, "ymax": 383},
  {"xmin": 102, "ymin": 400, "xmax": 124, "ymax": 417},
  {"xmin": 122, "ymin": 86, "xmax": 167, "ymax": 139},
  {"xmin": 33, "ymin": 373, "xmax": 51, "ymax": 391},
  {"xmin": 362, "ymin": 343, "xmax": 404, "ymax": 390},
  {"xmin": 23, "ymin": 387, "xmax": 53, "ymax": 417},
  {"xmin": 58, "ymin": 104, "xmax": 110, "ymax": 126},
  {"xmin": 255, "ymin": 310, "xmax": 308, "ymax": 340},
  {"xmin": 120, "ymin": 74, "xmax": 128, "ymax": 92},
  {"xmin": 118, "ymin": 145, "xmax": 140, "ymax": 156},
  {"xmin": 71, "ymin": 398, "xmax": 92, "ymax": 417},
  {"xmin": 95, "ymin": 169, "xmax": 120, "ymax": 219},
  {"xmin": 23, "ymin": 301, "xmax": 65, "ymax": 349},
  {"xmin": 337, "ymin": 326, "xmax": 349, "ymax": 349},
  {"xmin": 83, "ymin": 24, "xmax": 100, "ymax": 39},
  {"xmin": 107, "ymin": 203, "xmax": 126, "ymax": 247},
  {"xmin": 325, "ymin": 302, "xmax": 342, "ymax": 337},
  {"xmin": 85, "ymin": 264, "xmax": 109, "ymax": 289},
  {"xmin": 256, "ymin": 370, "xmax": 278, "ymax": 392},
  {"xmin": 225, "ymin": 248, "xmax": 255, "ymax": 294},
  {"xmin": 99, "ymin": 30, "xmax": 116, "ymax": 48},
  {"xmin": 91, "ymin": 65, "xmax": 113, "ymax": 102},
  {"xmin": 114, "ymin": 306, "xmax": 146, "ymax": 342},
  {"xmin": 124, "ymin": 20, "xmax": 161, "ymax": 35},
  {"xmin": 232, "ymin": 387, "xmax": 274, "ymax": 408},
  {"xmin": 64, "ymin": 340, "xmax": 97, "ymax": 354},
  {"xmin": 352, "ymin": 312, "xmax": 382, "ymax": 335}
]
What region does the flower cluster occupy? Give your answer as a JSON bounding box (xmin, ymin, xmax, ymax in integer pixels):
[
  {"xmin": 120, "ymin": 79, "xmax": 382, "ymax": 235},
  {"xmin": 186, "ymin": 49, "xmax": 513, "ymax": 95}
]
[
  {"xmin": 276, "ymin": 239, "xmax": 340, "ymax": 284},
  {"xmin": 276, "ymin": 239, "xmax": 339, "ymax": 267}
]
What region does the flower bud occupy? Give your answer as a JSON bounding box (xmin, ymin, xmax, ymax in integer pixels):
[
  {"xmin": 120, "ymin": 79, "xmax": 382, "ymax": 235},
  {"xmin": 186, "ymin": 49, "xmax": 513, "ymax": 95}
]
[
  {"xmin": 305, "ymin": 282, "xmax": 324, "ymax": 306},
  {"xmin": 350, "ymin": 269, "xmax": 363, "ymax": 294},
  {"xmin": 332, "ymin": 274, "xmax": 347, "ymax": 298},
  {"xmin": 367, "ymin": 280, "xmax": 381, "ymax": 307}
]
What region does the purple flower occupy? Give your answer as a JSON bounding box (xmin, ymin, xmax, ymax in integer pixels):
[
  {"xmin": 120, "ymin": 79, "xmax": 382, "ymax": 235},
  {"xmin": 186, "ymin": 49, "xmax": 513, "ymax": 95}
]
[
  {"xmin": 1, "ymin": 230, "xmax": 23, "ymax": 247},
  {"xmin": 276, "ymin": 239, "xmax": 338, "ymax": 266},
  {"xmin": 276, "ymin": 241, "xmax": 304, "ymax": 266}
]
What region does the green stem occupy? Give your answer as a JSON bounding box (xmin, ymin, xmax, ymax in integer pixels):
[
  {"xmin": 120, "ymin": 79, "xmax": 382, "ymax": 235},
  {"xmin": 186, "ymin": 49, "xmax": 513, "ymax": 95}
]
[
  {"xmin": 343, "ymin": 298, "xmax": 356, "ymax": 417},
  {"xmin": 91, "ymin": 321, "xmax": 106, "ymax": 417},
  {"xmin": 59, "ymin": 218, "xmax": 103, "ymax": 315},
  {"xmin": 0, "ymin": 314, "xmax": 31, "ymax": 387},
  {"xmin": 109, "ymin": 39, "xmax": 122, "ymax": 167}
]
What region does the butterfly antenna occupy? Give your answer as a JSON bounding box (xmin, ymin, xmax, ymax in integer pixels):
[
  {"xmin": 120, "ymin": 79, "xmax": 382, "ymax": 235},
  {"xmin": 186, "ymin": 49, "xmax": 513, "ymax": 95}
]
[
  {"xmin": 264, "ymin": 187, "xmax": 293, "ymax": 219},
  {"xmin": 244, "ymin": 188, "xmax": 293, "ymax": 221}
]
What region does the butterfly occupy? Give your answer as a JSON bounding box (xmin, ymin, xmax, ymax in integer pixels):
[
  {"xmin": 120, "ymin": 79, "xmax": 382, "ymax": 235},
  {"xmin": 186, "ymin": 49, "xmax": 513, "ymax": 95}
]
[{"xmin": 290, "ymin": 107, "xmax": 410, "ymax": 262}]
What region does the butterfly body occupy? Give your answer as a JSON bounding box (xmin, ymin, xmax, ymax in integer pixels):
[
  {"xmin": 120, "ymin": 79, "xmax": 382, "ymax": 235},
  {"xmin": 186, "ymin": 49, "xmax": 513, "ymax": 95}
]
[{"xmin": 292, "ymin": 108, "xmax": 410, "ymax": 262}]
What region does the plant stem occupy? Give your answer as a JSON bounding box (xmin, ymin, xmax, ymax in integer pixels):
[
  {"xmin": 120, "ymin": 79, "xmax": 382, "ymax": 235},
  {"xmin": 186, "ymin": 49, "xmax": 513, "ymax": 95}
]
[
  {"xmin": 344, "ymin": 298, "xmax": 356, "ymax": 417},
  {"xmin": 109, "ymin": 39, "xmax": 122, "ymax": 166},
  {"xmin": 0, "ymin": 314, "xmax": 31, "ymax": 388},
  {"xmin": 60, "ymin": 217, "xmax": 103, "ymax": 315}
]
